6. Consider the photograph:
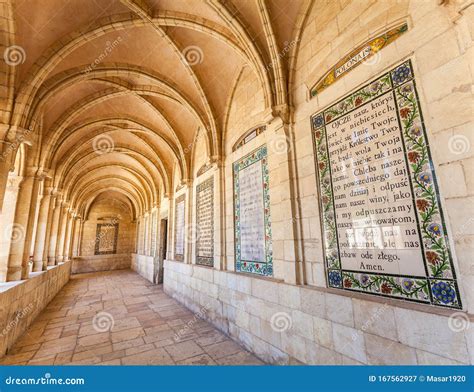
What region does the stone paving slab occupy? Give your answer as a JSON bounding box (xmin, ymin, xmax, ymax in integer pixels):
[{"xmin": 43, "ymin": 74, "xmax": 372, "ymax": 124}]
[{"xmin": 0, "ymin": 270, "xmax": 264, "ymax": 366}]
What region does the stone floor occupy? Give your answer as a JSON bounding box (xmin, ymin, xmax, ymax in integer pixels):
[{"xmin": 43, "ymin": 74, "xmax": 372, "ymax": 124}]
[{"xmin": 0, "ymin": 270, "xmax": 263, "ymax": 365}]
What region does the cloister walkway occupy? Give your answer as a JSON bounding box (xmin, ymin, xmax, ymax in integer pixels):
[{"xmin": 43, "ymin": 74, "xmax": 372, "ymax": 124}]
[{"xmin": 0, "ymin": 270, "xmax": 263, "ymax": 365}]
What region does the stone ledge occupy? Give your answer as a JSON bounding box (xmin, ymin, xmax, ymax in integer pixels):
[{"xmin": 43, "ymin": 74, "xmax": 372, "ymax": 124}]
[
  {"xmin": 0, "ymin": 261, "xmax": 71, "ymax": 358},
  {"xmin": 72, "ymin": 254, "xmax": 131, "ymax": 274}
]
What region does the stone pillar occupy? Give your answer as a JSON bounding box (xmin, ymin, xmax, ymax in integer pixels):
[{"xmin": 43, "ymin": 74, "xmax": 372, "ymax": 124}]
[
  {"xmin": 0, "ymin": 143, "xmax": 14, "ymax": 213},
  {"xmin": 42, "ymin": 191, "xmax": 57, "ymax": 269},
  {"xmin": 32, "ymin": 182, "xmax": 53, "ymax": 271},
  {"xmin": 6, "ymin": 167, "xmax": 37, "ymax": 281},
  {"xmin": 76, "ymin": 217, "xmax": 84, "ymax": 257},
  {"xmin": 47, "ymin": 196, "xmax": 62, "ymax": 265},
  {"xmin": 62, "ymin": 212, "xmax": 74, "ymax": 261},
  {"xmin": 214, "ymin": 162, "xmax": 224, "ymax": 271},
  {"xmin": 266, "ymin": 115, "xmax": 300, "ymax": 284},
  {"xmin": 185, "ymin": 182, "xmax": 193, "ymax": 264},
  {"xmin": 70, "ymin": 216, "xmax": 80, "ymax": 258},
  {"xmin": 0, "ymin": 173, "xmax": 22, "ymax": 282},
  {"xmin": 55, "ymin": 203, "xmax": 69, "ymax": 263},
  {"xmin": 166, "ymin": 196, "xmax": 174, "ymax": 260},
  {"xmin": 29, "ymin": 189, "xmax": 42, "ymax": 257},
  {"xmin": 71, "ymin": 217, "xmax": 80, "ymax": 257},
  {"xmin": 148, "ymin": 211, "xmax": 153, "ymax": 256},
  {"xmin": 21, "ymin": 172, "xmax": 44, "ymax": 272}
]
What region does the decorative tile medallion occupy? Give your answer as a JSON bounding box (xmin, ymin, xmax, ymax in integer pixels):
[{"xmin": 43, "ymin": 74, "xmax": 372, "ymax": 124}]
[
  {"xmin": 196, "ymin": 176, "xmax": 214, "ymax": 266},
  {"xmin": 233, "ymin": 145, "xmax": 273, "ymax": 276},
  {"xmin": 310, "ymin": 23, "xmax": 408, "ymax": 97},
  {"xmin": 232, "ymin": 125, "xmax": 266, "ymax": 152},
  {"xmin": 174, "ymin": 194, "xmax": 185, "ymax": 261},
  {"xmin": 311, "ymin": 60, "xmax": 461, "ymax": 308},
  {"xmin": 95, "ymin": 223, "xmax": 119, "ymax": 255}
]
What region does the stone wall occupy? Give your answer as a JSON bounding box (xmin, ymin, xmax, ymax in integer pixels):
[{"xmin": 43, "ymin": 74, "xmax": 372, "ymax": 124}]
[
  {"xmin": 80, "ymin": 198, "xmax": 136, "ymax": 257},
  {"xmin": 72, "ymin": 254, "xmax": 131, "ymax": 274},
  {"xmin": 292, "ymin": 0, "xmax": 473, "ymax": 310},
  {"xmin": 0, "ymin": 261, "xmax": 71, "ymax": 358},
  {"xmin": 164, "ymin": 259, "xmax": 472, "ymax": 365},
  {"xmin": 162, "ymin": 0, "xmax": 473, "ymax": 366},
  {"xmin": 131, "ymin": 253, "xmax": 159, "ymax": 283}
]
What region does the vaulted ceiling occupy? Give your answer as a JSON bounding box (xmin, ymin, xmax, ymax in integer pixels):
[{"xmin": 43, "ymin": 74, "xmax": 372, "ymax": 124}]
[{"xmin": 1, "ymin": 0, "xmax": 313, "ymax": 218}]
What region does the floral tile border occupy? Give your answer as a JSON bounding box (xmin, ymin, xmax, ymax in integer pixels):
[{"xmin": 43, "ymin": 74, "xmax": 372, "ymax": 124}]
[
  {"xmin": 310, "ymin": 23, "xmax": 408, "ymax": 97},
  {"xmin": 311, "ymin": 60, "xmax": 462, "ymax": 309},
  {"xmin": 233, "ymin": 145, "xmax": 273, "ymax": 276},
  {"xmin": 196, "ymin": 176, "xmax": 214, "ymax": 267}
]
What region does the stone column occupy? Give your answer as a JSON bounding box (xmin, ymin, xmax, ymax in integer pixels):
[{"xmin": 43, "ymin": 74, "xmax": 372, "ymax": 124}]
[
  {"xmin": 148, "ymin": 211, "xmax": 153, "ymax": 256},
  {"xmin": 55, "ymin": 203, "xmax": 69, "ymax": 263},
  {"xmin": 71, "ymin": 217, "xmax": 80, "ymax": 257},
  {"xmin": 42, "ymin": 191, "xmax": 57, "ymax": 269},
  {"xmin": 0, "ymin": 173, "xmax": 22, "ymax": 282},
  {"xmin": 214, "ymin": 162, "xmax": 224, "ymax": 271},
  {"xmin": 21, "ymin": 172, "xmax": 44, "ymax": 273},
  {"xmin": 185, "ymin": 182, "xmax": 193, "ymax": 264},
  {"xmin": 70, "ymin": 216, "xmax": 80, "ymax": 258},
  {"xmin": 76, "ymin": 217, "xmax": 84, "ymax": 257},
  {"xmin": 29, "ymin": 189, "xmax": 42, "ymax": 257},
  {"xmin": 32, "ymin": 182, "xmax": 53, "ymax": 271},
  {"xmin": 47, "ymin": 196, "xmax": 63, "ymax": 265},
  {"xmin": 6, "ymin": 167, "xmax": 37, "ymax": 281},
  {"xmin": 166, "ymin": 196, "xmax": 174, "ymax": 260},
  {"xmin": 266, "ymin": 115, "xmax": 300, "ymax": 285},
  {"xmin": 0, "ymin": 141, "xmax": 14, "ymax": 213},
  {"xmin": 62, "ymin": 212, "xmax": 74, "ymax": 261}
]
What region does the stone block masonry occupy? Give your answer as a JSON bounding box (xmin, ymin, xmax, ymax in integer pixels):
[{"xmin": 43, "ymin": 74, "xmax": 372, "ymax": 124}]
[
  {"xmin": 164, "ymin": 260, "xmax": 473, "ymax": 365},
  {"xmin": 0, "ymin": 261, "xmax": 71, "ymax": 357}
]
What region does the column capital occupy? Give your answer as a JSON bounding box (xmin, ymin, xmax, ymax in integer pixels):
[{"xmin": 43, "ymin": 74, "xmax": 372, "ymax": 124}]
[
  {"xmin": 44, "ymin": 186, "xmax": 55, "ymax": 195},
  {"xmin": 34, "ymin": 169, "xmax": 49, "ymax": 181},
  {"xmin": 6, "ymin": 172, "xmax": 23, "ymax": 190}
]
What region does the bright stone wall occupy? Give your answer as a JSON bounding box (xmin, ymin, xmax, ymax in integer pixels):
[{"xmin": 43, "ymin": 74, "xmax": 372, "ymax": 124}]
[
  {"xmin": 164, "ymin": 259, "xmax": 471, "ymax": 364},
  {"xmin": 163, "ymin": 0, "xmax": 473, "ymax": 365}
]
